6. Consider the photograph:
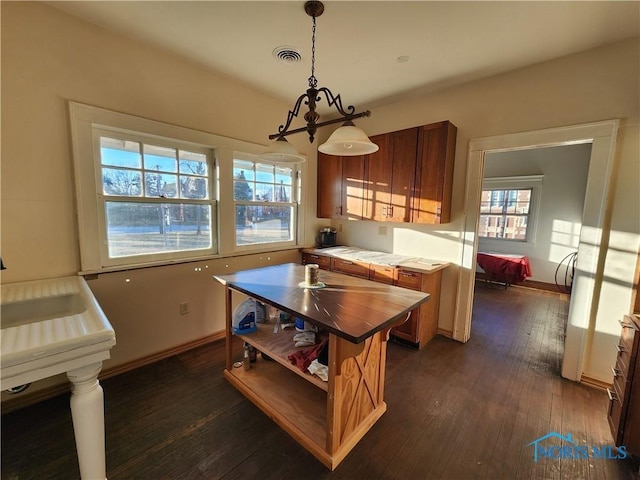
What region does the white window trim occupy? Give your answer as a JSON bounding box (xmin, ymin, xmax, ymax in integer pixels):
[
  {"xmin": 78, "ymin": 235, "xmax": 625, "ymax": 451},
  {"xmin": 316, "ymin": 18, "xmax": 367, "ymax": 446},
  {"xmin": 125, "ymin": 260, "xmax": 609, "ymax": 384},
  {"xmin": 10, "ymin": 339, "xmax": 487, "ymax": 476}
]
[
  {"xmin": 479, "ymin": 175, "xmax": 543, "ymax": 246},
  {"xmin": 69, "ymin": 102, "xmax": 304, "ymax": 273}
]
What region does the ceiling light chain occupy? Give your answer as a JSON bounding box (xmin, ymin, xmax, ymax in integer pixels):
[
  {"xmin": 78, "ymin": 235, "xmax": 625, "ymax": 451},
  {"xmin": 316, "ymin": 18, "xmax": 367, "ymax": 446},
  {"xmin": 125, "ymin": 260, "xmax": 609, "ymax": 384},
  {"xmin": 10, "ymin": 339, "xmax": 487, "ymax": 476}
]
[
  {"xmin": 308, "ymin": 14, "xmax": 317, "ymax": 89},
  {"xmin": 261, "ymin": 0, "xmax": 378, "ymax": 162}
]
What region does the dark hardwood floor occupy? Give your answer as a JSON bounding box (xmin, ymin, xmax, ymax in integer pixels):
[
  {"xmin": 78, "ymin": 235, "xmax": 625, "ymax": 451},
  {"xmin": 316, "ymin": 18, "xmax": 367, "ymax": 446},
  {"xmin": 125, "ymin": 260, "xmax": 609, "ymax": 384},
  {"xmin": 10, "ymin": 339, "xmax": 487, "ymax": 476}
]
[{"xmin": 2, "ymin": 284, "xmax": 639, "ymax": 479}]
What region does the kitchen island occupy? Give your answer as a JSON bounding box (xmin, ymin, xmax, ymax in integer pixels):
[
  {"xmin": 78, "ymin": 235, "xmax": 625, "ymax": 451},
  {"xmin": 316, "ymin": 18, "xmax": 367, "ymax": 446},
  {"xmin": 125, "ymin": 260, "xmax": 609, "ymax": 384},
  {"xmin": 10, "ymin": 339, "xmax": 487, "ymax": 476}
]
[{"xmin": 214, "ymin": 263, "xmax": 429, "ymax": 470}]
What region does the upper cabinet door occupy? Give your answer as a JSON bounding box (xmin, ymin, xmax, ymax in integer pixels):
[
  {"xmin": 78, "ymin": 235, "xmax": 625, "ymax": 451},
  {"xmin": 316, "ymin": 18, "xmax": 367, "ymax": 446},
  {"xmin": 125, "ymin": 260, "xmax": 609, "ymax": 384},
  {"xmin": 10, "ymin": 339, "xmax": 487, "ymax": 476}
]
[
  {"xmin": 412, "ymin": 121, "xmax": 457, "ymax": 224},
  {"xmin": 388, "ymin": 127, "xmax": 419, "ymax": 222},
  {"xmin": 318, "ymin": 120, "xmax": 457, "ymax": 224},
  {"xmin": 317, "ymin": 152, "xmax": 343, "ymax": 218},
  {"xmin": 341, "ymin": 154, "xmax": 366, "ymax": 220},
  {"xmin": 317, "ymin": 152, "xmax": 367, "ymax": 219},
  {"xmin": 364, "ymin": 134, "xmax": 392, "ymax": 221}
]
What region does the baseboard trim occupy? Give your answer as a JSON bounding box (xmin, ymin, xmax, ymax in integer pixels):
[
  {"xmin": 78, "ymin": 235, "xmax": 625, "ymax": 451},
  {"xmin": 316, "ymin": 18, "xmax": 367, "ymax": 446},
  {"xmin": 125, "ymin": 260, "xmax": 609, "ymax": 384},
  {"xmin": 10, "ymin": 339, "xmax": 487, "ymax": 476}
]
[
  {"xmin": 475, "ymin": 273, "xmax": 566, "ymax": 294},
  {"xmin": 580, "ymin": 374, "xmax": 611, "ymax": 391},
  {"xmin": 1, "ymin": 331, "xmax": 226, "ymax": 413},
  {"xmin": 100, "ymin": 331, "xmax": 225, "ymax": 380},
  {"xmin": 437, "ymin": 328, "xmax": 453, "ymax": 338}
]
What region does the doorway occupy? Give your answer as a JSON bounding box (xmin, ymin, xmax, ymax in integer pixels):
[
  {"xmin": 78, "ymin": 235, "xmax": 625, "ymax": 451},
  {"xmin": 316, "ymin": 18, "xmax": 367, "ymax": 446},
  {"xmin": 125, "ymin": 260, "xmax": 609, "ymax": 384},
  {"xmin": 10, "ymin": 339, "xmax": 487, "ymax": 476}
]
[{"xmin": 454, "ymin": 120, "xmax": 620, "ymax": 382}]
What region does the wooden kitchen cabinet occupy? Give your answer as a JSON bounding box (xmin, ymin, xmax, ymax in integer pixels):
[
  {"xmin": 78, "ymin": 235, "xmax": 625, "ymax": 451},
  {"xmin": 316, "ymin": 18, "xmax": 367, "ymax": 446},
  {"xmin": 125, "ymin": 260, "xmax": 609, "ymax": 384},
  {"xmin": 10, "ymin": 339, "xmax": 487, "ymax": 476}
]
[
  {"xmin": 301, "ymin": 249, "xmax": 445, "ymax": 349},
  {"xmin": 391, "ymin": 269, "xmax": 442, "ymax": 347},
  {"xmin": 365, "ymin": 128, "xmax": 419, "ymax": 222},
  {"xmin": 302, "ymin": 252, "xmax": 332, "ymax": 270},
  {"xmin": 331, "ymin": 257, "xmax": 370, "ymax": 279},
  {"xmin": 317, "ymin": 121, "xmax": 456, "ymax": 224},
  {"xmin": 608, "ymin": 315, "xmax": 640, "ymax": 457},
  {"xmin": 317, "ymin": 152, "xmax": 366, "ymax": 219},
  {"xmin": 412, "ymin": 121, "xmax": 457, "ymax": 224}
]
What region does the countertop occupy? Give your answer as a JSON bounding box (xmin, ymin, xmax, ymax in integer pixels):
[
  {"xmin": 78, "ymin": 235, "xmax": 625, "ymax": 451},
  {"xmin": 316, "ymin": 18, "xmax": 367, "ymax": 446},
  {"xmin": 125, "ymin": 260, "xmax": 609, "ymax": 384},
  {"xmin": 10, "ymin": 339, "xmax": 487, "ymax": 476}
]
[
  {"xmin": 301, "ymin": 246, "xmax": 450, "ymax": 274},
  {"xmin": 214, "ymin": 263, "xmax": 429, "ymax": 344}
]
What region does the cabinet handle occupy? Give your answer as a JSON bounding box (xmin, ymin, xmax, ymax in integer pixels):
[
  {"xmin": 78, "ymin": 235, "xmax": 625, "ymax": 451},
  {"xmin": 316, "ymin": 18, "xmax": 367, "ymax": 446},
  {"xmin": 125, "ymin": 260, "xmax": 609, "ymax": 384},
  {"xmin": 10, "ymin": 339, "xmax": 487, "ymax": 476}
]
[
  {"xmin": 400, "ymin": 272, "xmax": 416, "ymax": 278},
  {"xmin": 310, "ymin": 255, "xmax": 319, "ymax": 259},
  {"xmin": 611, "ymin": 366, "xmax": 621, "ymax": 378},
  {"xmin": 388, "ymin": 205, "xmax": 394, "ymax": 217},
  {"xmin": 342, "ymin": 261, "xmax": 354, "ymax": 265},
  {"xmin": 607, "ymin": 388, "xmax": 618, "ymax": 402}
]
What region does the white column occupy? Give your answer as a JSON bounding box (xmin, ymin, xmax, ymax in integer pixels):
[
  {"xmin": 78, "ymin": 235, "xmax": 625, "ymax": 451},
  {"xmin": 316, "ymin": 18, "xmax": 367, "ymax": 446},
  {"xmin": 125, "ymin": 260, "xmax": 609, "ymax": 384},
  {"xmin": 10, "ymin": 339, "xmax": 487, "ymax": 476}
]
[{"xmin": 67, "ymin": 362, "xmax": 107, "ymax": 480}]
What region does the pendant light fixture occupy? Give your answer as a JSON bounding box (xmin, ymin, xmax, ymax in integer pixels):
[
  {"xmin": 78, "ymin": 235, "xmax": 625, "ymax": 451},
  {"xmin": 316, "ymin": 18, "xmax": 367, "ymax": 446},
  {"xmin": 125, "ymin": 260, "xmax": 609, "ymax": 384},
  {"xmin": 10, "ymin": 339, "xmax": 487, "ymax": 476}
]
[{"xmin": 261, "ymin": 1, "xmax": 378, "ymax": 162}]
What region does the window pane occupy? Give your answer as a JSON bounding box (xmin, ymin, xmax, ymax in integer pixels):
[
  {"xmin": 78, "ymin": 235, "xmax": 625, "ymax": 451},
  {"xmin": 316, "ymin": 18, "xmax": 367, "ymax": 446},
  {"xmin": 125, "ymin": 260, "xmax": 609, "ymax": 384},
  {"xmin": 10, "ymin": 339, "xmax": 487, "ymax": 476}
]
[
  {"xmin": 180, "ymin": 176, "xmax": 208, "ymax": 199},
  {"xmin": 144, "ymin": 145, "xmax": 177, "ymax": 172},
  {"xmin": 144, "ymin": 172, "xmax": 178, "ymax": 197},
  {"xmin": 105, "ymin": 201, "xmax": 211, "ymax": 257},
  {"xmin": 233, "ymin": 160, "xmax": 254, "ymax": 182},
  {"xmin": 235, "ymin": 205, "xmax": 293, "ymax": 245},
  {"xmin": 100, "ymin": 137, "xmax": 141, "ymax": 168},
  {"xmin": 255, "ymin": 164, "xmax": 275, "ymax": 183},
  {"xmin": 275, "ymin": 183, "xmax": 291, "ymax": 202},
  {"xmin": 255, "ymin": 182, "xmax": 273, "ymax": 201},
  {"xmin": 103, "ymin": 168, "xmax": 142, "ymax": 196},
  {"xmin": 275, "ymin": 167, "xmax": 293, "ymax": 185},
  {"xmin": 504, "ymin": 215, "xmax": 527, "ymax": 240},
  {"xmin": 234, "ymin": 177, "xmax": 253, "ymax": 201},
  {"xmin": 179, "ymin": 151, "xmax": 208, "ymax": 176}
]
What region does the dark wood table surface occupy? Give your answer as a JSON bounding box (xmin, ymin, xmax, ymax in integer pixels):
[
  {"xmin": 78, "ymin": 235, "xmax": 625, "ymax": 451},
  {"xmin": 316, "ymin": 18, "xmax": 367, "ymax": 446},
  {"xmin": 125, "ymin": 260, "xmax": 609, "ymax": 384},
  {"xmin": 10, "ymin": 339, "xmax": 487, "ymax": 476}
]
[{"xmin": 214, "ymin": 263, "xmax": 430, "ymax": 344}]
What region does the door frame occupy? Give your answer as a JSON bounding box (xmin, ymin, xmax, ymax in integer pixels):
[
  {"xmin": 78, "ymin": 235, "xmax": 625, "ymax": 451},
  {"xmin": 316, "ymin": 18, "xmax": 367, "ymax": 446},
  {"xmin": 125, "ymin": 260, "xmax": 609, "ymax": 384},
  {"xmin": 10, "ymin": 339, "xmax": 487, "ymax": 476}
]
[{"xmin": 453, "ymin": 119, "xmax": 620, "ymax": 381}]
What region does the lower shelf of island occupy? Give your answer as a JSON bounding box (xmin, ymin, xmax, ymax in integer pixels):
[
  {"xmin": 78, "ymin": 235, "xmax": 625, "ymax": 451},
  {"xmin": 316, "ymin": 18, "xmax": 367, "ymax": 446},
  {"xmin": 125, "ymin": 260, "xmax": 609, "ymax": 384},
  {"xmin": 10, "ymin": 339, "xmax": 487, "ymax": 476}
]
[
  {"xmin": 226, "ymin": 324, "xmax": 389, "ymax": 470},
  {"xmin": 224, "ymin": 357, "xmax": 331, "ymax": 466}
]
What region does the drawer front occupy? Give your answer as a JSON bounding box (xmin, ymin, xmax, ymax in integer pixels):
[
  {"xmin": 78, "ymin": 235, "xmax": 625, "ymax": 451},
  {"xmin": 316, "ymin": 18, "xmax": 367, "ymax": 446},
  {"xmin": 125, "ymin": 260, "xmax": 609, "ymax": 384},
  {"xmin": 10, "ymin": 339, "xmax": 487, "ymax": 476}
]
[
  {"xmin": 396, "ymin": 270, "xmax": 422, "ymax": 291},
  {"xmin": 331, "ymin": 258, "xmax": 370, "ymax": 279},
  {"xmin": 615, "ymin": 335, "xmax": 635, "ymax": 378},
  {"xmin": 302, "ymin": 253, "xmax": 331, "ymax": 270},
  {"xmin": 370, "ymin": 265, "xmax": 397, "ymax": 285},
  {"xmin": 620, "ymin": 316, "xmax": 640, "ymax": 377},
  {"xmin": 608, "ymin": 382, "xmax": 625, "ymax": 445}
]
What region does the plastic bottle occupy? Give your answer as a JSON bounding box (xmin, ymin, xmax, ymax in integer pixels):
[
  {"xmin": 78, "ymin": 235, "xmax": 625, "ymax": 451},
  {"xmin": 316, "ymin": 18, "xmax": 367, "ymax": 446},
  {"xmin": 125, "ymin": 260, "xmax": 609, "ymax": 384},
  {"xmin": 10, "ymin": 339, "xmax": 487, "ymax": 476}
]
[{"xmin": 243, "ymin": 344, "xmax": 251, "ymax": 371}]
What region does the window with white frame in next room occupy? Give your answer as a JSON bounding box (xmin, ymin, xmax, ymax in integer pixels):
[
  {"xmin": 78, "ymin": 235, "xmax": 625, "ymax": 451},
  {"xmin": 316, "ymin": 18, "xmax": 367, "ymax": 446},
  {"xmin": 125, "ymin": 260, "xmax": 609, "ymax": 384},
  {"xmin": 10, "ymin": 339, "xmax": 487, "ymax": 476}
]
[{"xmin": 478, "ymin": 176, "xmax": 543, "ymax": 243}]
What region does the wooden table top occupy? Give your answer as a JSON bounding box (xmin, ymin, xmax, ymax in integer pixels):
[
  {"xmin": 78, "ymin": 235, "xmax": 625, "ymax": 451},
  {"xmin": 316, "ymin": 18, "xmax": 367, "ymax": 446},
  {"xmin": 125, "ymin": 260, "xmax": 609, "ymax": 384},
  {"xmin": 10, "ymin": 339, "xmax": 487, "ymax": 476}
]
[{"xmin": 214, "ymin": 263, "xmax": 429, "ymax": 344}]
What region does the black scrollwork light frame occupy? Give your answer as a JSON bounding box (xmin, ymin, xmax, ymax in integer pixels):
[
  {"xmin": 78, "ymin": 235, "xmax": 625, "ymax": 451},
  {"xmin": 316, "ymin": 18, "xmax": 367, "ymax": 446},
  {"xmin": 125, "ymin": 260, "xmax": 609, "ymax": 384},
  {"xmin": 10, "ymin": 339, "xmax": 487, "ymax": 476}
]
[{"xmin": 268, "ymin": 1, "xmax": 371, "ymax": 144}]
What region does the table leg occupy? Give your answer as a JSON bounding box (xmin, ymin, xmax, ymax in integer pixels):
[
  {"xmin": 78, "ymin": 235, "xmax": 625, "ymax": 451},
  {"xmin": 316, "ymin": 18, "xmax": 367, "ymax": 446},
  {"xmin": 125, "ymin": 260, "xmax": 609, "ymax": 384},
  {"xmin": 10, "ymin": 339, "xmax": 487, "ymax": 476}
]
[{"xmin": 67, "ymin": 362, "xmax": 106, "ymax": 480}]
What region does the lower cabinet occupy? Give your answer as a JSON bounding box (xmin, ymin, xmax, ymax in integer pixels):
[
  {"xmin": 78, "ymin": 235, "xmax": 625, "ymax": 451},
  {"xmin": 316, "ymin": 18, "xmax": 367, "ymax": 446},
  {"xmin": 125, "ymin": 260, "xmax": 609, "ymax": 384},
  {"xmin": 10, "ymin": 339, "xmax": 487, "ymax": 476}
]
[
  {"xmin": 391, "ymin": 269, "xmax": 442, "ymax": 348},
  {"xmin": 608, "ymin": 315, "xmax": 640, "ymax": 457},
  {"xmin": 301, "ymin": 252, "xmax": 442, "ymax": 349},
  {"xmin": 301, "ymin": 252, "xmax": 332, "ymax": 270},
  {"xmin": 331, "ymin": 257, "xmax": 370, "ymax": 279}
]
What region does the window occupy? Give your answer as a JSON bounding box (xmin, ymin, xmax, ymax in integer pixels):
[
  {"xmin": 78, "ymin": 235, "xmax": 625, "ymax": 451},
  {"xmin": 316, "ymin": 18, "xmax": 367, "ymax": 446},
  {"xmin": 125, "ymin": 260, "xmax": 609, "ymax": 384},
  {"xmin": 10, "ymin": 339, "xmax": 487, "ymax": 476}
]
[
  {"xmin": 233, "ymin": 158, "xmax": 297, "ymax": 246},
  {"xmin": 479, "ymin": 188, "xmax": 533, "ymax": 241},
  {"xmin": 97, "ymin": 133, "xmax": 214, "ymax": 259},
  {"xmin": 70, "ymin": 102, "xmax": 296, "ymax": 273}
]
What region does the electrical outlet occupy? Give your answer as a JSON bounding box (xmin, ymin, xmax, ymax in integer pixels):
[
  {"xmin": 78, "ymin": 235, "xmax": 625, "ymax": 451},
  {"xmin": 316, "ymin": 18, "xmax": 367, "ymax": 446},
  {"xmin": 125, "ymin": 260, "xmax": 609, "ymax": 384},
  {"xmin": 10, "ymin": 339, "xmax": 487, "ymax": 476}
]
[
  {"xmin": 180, "ymin": 302, "xmax": 189, "ymax": 315},
  {"xmin": 378, "ymin": 226, "xmax": 388, "ymax": 235},
  {"xmin": 338, "ymin": 223, "xmax": 343, "ymax": 232}
]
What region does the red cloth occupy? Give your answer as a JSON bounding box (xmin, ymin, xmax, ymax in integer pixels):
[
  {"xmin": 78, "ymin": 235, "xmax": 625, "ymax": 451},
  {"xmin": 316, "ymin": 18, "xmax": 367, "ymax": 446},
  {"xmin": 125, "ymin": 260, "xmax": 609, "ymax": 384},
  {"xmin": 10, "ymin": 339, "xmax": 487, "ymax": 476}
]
[
  {"xmin": 288, "ymin": 339, "xmax": 328, "ymax": 372},
  {"xmin": 477, "ymin": 253, "xmax": 532, "ymax": 284}
]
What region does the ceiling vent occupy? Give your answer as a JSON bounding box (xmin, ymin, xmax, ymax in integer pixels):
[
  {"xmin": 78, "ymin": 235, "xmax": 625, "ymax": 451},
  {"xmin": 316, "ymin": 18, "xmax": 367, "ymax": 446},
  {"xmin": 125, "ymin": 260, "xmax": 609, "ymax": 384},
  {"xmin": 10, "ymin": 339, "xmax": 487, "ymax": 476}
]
[{"xmin": 273, "ymin": 46, "xmax": 302, "ymax": 64}]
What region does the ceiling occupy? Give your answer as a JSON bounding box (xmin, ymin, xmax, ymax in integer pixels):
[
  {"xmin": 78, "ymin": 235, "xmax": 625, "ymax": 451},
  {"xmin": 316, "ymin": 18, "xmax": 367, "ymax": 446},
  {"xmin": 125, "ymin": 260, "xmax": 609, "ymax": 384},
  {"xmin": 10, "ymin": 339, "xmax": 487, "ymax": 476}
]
[{"xmin": 50, "ymin": 1, "xmax": 639, "ymax": 113}]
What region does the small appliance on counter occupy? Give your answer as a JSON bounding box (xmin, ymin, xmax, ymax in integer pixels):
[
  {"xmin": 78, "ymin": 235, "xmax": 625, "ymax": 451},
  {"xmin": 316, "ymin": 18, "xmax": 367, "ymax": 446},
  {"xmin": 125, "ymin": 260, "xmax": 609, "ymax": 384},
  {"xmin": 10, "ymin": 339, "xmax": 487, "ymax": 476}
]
[{"xmin": 317, "ymin": 227, "xmax": 337, "ymax": 248}]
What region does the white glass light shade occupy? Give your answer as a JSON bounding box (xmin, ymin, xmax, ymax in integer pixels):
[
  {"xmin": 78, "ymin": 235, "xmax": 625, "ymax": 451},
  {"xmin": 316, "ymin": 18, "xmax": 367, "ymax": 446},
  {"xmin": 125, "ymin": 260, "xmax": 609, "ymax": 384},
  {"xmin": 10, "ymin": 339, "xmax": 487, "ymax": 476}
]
[
  {"xmin": 318, "ymin": 125, "xmax": 379, "ymax": 156},
  {"xmin": 259, "ymin": 137, "xmax": 305, "ymax": 163}
]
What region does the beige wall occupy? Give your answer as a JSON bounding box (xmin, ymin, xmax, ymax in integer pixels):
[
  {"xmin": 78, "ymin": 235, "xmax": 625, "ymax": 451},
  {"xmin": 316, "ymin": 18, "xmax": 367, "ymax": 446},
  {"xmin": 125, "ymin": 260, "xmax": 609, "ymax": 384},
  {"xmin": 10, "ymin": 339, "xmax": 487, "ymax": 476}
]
[
  {"xmin": 0, "ymin": 2, "xmax": 316, "ymax": 400},
  {"xmin": 1, "ymin": 1, "xmax": 638, "ymax": 399}
]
